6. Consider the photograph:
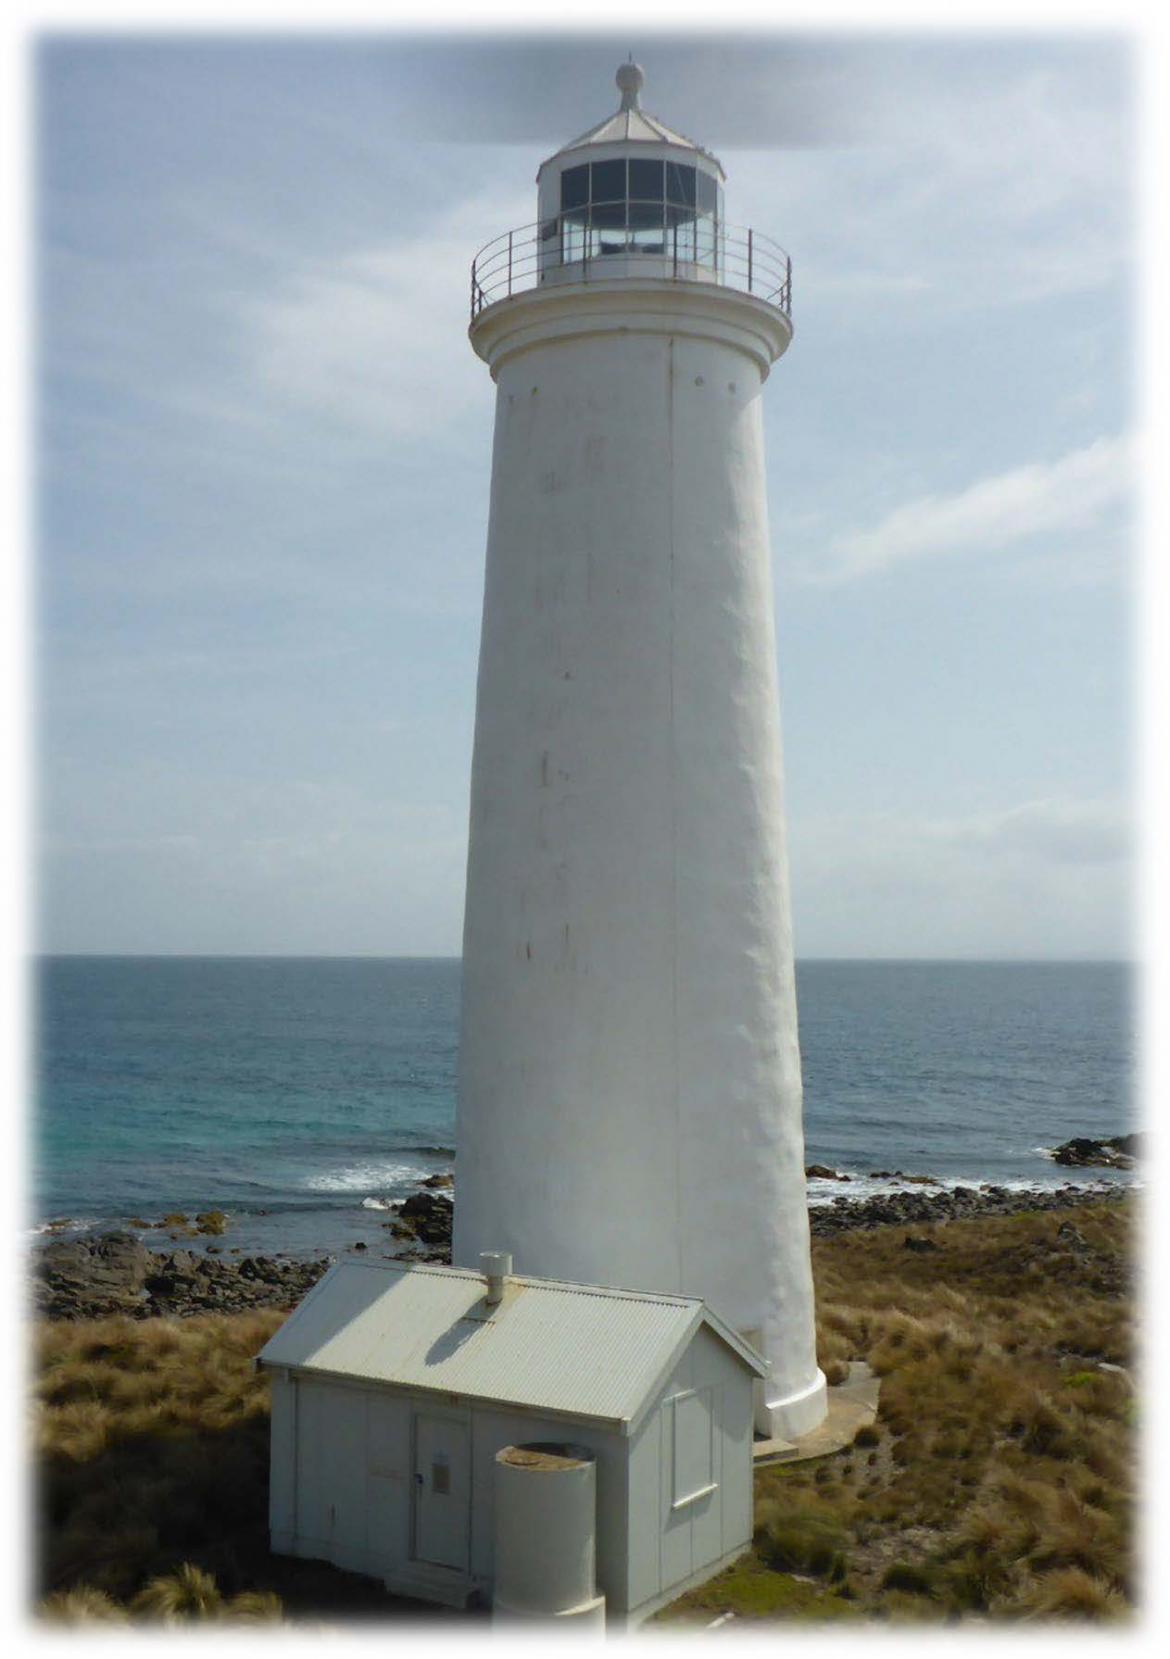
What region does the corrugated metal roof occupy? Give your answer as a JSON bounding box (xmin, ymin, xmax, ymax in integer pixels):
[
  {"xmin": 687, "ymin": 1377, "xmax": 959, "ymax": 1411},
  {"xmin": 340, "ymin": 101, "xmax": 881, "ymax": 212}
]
[{"xmin": 257, "ymin": 1262, "xmax": 763, "ymax": 1430}]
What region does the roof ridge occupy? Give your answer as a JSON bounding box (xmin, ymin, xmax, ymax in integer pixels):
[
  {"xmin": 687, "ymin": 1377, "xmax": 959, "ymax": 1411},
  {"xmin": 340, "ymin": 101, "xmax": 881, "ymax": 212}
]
[{"xmin": 331, "ymin": 1256, "xmax": 701, "ymax": 1307}]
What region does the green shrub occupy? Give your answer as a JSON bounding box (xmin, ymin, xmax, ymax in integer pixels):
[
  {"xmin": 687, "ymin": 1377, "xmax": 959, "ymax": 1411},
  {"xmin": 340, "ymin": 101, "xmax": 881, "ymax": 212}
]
[{"xmin": 755, "ymin": 1500, "xmax": 850, "ymax": 1583}]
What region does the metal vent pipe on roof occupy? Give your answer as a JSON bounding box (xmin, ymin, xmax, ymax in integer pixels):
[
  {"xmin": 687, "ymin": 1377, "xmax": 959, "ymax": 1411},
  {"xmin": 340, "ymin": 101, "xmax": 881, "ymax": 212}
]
[{"xmin": 480, "ymin": 1250, "xmax": 512, "ymax": 1305}]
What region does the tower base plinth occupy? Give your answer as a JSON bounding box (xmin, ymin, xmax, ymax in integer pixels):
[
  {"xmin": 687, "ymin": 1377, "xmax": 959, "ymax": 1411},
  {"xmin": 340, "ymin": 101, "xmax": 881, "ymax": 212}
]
[{"xmin": 758, "ymin": 1368, "xmax": 828, "ymax": 1441}]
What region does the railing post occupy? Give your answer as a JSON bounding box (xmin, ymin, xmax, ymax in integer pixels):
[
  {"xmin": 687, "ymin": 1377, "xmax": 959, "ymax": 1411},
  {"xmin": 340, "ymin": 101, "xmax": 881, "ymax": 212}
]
[
  {"xmin": 672, "ymin": 221, "xmax": 678, "ymax": 280},
  {"xmin": 470, "ymin": 259, "xmax": 475, "ymax": 321},
  {"xmin": 747, "ymin": 228, "xmax": 753, "ymax": 295},
  {"xmin": 507, "ymin": 230, "xmax": 513, "ymax": 298}
]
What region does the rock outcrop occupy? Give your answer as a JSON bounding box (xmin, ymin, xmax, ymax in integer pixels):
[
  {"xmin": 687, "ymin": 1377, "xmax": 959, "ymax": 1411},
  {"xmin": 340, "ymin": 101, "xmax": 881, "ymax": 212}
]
[{"xmin": 1050, "ymin": 1135, "xmax": 1140, "ymax": 1170}]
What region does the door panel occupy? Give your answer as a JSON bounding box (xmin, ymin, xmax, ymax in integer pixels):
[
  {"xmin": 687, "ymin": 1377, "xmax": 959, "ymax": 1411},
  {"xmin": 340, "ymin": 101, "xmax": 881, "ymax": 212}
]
[{"xmin": 413, "ymin": 1414, "xmax": 470, "ymax": 1571}]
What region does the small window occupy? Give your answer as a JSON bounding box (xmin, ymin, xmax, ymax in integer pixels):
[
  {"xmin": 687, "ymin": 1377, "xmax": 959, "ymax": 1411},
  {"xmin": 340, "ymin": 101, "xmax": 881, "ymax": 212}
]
[
  {"xmin": 671, "ymin": 1388, "xmax": 716, "ymax": 1508},
  {"xmin": 431, "ymin": 1459, "xmax": 450, "ymax": 1495},
  {"xmin": 590, "ymin": 159, "xmax": 626, "ymax": 205},
  {"xmin": 561, "ymin": 165, "xmax": 588, "ymax": 211}
]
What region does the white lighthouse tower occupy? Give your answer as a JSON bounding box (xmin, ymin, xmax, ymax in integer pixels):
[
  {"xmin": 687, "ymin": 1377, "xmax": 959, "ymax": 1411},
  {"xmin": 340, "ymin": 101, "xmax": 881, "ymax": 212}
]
[{"xmin": 454, "ymin": 64, "xmax": 826, "ymax": 1440}]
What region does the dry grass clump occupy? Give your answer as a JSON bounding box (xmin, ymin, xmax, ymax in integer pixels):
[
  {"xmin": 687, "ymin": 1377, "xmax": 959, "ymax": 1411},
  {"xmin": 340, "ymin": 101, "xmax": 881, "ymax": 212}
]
[
  {"xmin": 40, "ymin": 1585, "xmax": 128, "ymax": 1623},
  {"xmin": 132, "ymin": 1562, "xmax": 227, "ymax": 1620},
  {"xmin": 126, "ymin": 1561, "xmax": 282, "ymax": 1622},
  {"xmin": 41, "ymin": 1565, "xmax": 285, "ymax": 1625},
  {"xmin": 1004, "ymin": 1566, "xmax": 1131, "ymax": 1620}
]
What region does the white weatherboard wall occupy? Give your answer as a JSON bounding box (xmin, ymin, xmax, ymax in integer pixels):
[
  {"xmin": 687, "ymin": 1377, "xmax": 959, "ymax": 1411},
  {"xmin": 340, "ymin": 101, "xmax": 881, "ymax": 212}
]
[{"xmin": 456, "ymin": 278, "xmax": 826, "ymax": 1438}]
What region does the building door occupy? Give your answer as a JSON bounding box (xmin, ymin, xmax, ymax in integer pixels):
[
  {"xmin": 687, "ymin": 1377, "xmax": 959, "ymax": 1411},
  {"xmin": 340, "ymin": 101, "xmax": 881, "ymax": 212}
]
[{"xmin": 412, "ymin": 1413, "xmax": 470, "ymax": 1572}]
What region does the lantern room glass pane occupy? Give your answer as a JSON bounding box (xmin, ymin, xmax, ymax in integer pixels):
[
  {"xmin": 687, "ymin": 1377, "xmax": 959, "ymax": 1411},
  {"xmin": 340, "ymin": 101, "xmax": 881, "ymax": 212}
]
[
  {"xmin": 561, "ymin": 164, "xmax": 588, "ymax": 211},
  {"xmin": 666, "ymin": 162, "xmax": 696, "ymax": 206},
  {"xmin": 629, "ymin": 158, "xmax": 664, "ymax": 206},
  {"xmin": 628, "ymin": 198, "xmax": 664, "ymax": 229},
  {"xmin": 590, "ymin": 159, "xmax": 626, "ymax": 204},
  {"xmin": 696, "ymin": 170, "xmax": 717, "ymax": 213},
  {"xmin": 562, "ymin": 217, "xmax": 587, "ymax": 264},
  {"xmin": 591, "ymin": 200, "xmax": 625, "ymax": 230},
  {"xmin": 667, "ymin": 206, "xmax": 697, "ymax": 263}
]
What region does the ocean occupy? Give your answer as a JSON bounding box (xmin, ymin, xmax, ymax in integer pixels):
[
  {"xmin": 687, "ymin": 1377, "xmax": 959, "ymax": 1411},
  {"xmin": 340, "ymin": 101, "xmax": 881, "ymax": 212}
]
[{"xmin": 32, "ymin": 957, "xmax": 1136, "ymax": 1260}]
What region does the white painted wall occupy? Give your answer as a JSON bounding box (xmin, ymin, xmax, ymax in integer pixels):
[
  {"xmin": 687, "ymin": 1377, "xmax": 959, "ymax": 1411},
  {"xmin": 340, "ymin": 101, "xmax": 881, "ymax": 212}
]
[
  {"xmin": 456, "ymin": 279, "xmax": 826, "ymax": 1438},
  {"xmin": 625, "ymin": 1322, "xmax": 755, "ymax": 1616}
]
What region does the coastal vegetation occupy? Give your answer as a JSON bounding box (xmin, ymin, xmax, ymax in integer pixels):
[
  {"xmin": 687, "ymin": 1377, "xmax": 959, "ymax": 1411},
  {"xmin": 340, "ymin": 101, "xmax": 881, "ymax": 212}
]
[{"xmin": 32, "ymin": 1195, "xmax": 1134, "ymax": 1625}]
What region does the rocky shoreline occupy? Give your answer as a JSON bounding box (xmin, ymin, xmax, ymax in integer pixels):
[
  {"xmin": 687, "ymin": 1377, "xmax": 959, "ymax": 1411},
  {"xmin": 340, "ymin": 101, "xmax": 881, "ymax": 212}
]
[
  {"xmin": 30, "ymin": 1174, "xmax": 1132, "ymax": 1322},
  {"xmin": 806, "ymin": 1177, "xmax": 1129, "ymax": 1239}
]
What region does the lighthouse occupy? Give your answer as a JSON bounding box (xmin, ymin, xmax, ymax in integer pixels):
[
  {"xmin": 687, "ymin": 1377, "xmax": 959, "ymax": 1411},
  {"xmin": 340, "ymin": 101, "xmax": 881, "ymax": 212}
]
[{"xmin": 454, "ymin": 64, "xmax": 826, "ymax": 1441}]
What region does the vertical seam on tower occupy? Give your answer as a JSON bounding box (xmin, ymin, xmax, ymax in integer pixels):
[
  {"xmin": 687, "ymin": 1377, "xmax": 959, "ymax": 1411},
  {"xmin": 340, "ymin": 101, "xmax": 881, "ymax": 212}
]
[{"xmin": 667, "ymin": 336, "xmax": 683, "ymax": 1295}]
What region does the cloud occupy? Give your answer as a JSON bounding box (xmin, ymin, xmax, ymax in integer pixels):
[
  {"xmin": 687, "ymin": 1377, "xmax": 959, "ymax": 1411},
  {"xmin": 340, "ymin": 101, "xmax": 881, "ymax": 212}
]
[
  {"xmin": 932, "ymin": 799, "xmax": 1130, "ymax": 866},
  {"xmin": 789, "ymin": 797, "xmax": 1132, "ymax": 959},
  {"xmin": 242, "ymin": 190, "xmax": 529, "ymax": 443},
  {"xmin": 728, "ymin": 48, "xmax": 1129, "ymax": 313},
  {"xmin": 799, "ymin": 434, "xmax": 1131, "ymax": 584}
]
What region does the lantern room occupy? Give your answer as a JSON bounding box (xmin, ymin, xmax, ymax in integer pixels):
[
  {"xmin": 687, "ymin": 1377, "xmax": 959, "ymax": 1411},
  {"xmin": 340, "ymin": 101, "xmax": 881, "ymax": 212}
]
[{"xmin": 535, "ymin": 61, "xmax": 725, "ymax": 279}]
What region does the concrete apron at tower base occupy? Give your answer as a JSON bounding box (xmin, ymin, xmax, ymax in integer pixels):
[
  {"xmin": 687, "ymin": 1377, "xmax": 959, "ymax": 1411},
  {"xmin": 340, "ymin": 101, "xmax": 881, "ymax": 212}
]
[{"xmin": 458, "ymin": 277, "xmax": 826, "ymax": 1438}]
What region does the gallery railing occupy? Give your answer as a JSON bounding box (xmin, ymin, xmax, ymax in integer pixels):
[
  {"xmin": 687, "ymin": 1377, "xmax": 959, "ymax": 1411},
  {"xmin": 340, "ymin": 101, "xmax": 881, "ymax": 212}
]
[{"xmin": 470, "ymin": 214, "xmax": 792, "ymax": 322}]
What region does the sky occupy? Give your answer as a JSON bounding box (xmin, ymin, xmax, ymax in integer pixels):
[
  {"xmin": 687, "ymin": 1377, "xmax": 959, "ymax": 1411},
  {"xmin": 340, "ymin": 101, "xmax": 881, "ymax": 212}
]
[{"xmin": 33, "ymin": 29, "xmax": 1136, "ymax": 959}]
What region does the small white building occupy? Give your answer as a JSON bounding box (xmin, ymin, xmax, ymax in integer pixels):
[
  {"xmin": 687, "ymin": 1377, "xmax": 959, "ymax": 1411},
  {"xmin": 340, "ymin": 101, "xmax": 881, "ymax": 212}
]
[{"xmin": 257, "ymin": 1253, "xmax": 767, "ymax": 1624}]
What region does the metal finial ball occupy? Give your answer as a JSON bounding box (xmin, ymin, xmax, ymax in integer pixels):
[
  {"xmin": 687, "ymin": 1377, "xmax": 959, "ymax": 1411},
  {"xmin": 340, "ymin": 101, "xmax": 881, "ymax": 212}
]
[{"xmin": 616, "ymin": 61, "xmax": 645, "ymax": 110}]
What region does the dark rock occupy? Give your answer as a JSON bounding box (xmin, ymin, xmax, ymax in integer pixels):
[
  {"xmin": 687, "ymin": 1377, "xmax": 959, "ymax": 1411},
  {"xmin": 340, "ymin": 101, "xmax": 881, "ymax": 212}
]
[
  {"xmin": 1051, "ymin": 1136, "xmax": 1138, "ymax": 1170},
  {"xmin": 420, "ymin": 1172, "xmax": 454, "ymax": 1190},
  {"xmin": 805, "ymin": 1164, "xmax": 848, "ymax": 1181},
  {"xmin": 398, "ymin": 1191, "xmax": 453, "ymax": 1246},
  {"xmin": 195, "ymin": 1210, "xmax": 228, "ymax": 1235},
  {"xmin": 106, "ymin": 1246, "xmax": 330, "ymax": 1318}
]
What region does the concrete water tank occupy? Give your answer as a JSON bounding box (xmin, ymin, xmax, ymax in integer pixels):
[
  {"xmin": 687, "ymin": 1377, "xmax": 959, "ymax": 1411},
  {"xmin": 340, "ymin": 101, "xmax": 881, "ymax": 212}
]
[{"xmin": 492, "ymin": 1443, "xmax": 606, "ymax": 1624}]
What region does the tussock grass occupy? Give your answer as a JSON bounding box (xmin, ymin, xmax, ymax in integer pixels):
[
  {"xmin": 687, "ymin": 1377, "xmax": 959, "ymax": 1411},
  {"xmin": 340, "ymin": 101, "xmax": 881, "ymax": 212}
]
[
  {"xmin": 755, "ymin": 1496, "xmax": 850, "ymax": 1582},
  {"xmin": 40, "ymin": 1585, "xmax": 128, "ymax": 1623},
  {"xmin": 33, "ymin": 1311, "xmax": 296, "ymax": 1622},
  {"xmin": 35, "ymin": 1310, "xmax": 281, "ymax": 1463}
]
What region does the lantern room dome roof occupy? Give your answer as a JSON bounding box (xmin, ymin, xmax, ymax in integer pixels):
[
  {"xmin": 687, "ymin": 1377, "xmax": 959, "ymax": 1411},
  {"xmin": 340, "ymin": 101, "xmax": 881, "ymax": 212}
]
[{"xmin": 539, "ymin": 62, "xmax": 725, "ymax": 181}]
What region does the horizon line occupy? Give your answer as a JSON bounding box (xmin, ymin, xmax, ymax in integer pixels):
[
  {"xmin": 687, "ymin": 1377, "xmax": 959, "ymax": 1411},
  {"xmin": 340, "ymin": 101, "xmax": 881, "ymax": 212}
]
[{"xmin": 31, "ymin": 952, "xmax": 1137, "ymax": 966}]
